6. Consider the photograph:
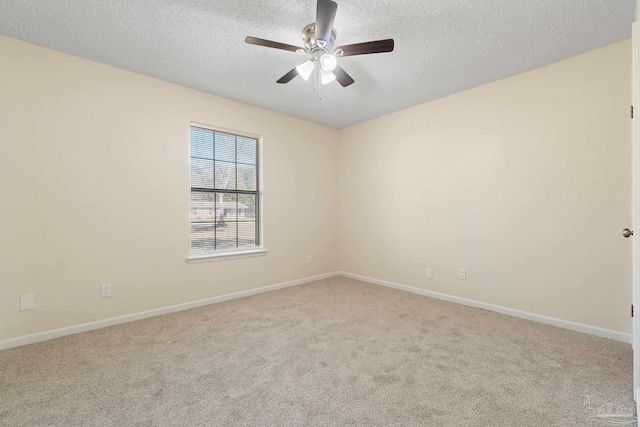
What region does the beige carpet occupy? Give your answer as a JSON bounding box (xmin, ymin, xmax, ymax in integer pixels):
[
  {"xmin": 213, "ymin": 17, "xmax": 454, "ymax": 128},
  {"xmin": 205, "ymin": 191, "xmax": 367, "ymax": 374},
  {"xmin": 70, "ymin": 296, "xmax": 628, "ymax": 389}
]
[{"xmin": 0, "ymin": 276, "xmax": 634, "ymax": 426}]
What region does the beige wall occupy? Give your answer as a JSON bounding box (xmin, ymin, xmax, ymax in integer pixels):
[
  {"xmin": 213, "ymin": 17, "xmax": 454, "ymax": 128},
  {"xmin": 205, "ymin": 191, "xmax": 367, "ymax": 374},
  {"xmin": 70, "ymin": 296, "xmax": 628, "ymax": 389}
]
[
  {"xmin": 0, "ymin": 35, "xmax": 632, "ymax": 342},
  {"xmin": 0, "ymin": 36, "xmax": 339, "ymax": 341},
  {"xmin": 339, "ymin": 40, "xmax": 632, "ymax": 333}
]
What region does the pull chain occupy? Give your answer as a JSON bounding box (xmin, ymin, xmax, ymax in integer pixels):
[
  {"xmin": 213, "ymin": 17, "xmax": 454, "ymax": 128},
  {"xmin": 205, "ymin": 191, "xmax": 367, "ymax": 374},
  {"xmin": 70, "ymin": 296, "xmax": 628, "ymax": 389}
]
[{"xmin": 314, "ymin": 63, "xmax": 322, "ymax": 100}]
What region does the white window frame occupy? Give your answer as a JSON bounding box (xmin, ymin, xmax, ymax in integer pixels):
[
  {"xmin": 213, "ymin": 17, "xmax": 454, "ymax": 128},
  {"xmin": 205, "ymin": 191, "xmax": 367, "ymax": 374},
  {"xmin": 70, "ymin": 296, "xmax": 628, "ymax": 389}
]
[{"xmin": 186, "ymin": 122, "xmax": 265, "ymax": 263}]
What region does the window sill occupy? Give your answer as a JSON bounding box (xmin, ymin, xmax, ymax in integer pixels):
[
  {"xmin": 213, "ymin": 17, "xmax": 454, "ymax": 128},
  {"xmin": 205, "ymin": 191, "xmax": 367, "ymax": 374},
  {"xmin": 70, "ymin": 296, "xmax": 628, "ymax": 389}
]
[{"xmin": 186, "ymin": 249, "xmax": 267, "ymax": 264}]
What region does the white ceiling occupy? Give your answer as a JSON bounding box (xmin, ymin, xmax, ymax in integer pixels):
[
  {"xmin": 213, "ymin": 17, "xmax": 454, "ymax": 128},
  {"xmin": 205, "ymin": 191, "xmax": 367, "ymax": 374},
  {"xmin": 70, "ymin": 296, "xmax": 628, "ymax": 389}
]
[{"xmin": 0, "ymin": 0, "xmax": 634, "ymax": 128}]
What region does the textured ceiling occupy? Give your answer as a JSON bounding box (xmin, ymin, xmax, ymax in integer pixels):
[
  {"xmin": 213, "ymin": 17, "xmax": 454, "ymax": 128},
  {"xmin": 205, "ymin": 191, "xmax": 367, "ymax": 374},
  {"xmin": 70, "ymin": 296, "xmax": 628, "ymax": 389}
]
[{"xmin": 0, "ymin": 0, "xmax": 634, "ymax": 128}]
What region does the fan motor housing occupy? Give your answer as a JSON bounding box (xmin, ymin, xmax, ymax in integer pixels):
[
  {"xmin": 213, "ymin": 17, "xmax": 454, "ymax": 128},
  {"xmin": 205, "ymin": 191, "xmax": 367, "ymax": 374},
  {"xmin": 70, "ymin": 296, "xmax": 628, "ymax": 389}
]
[{"xmin": 302, "ymin": 23, "xmax": 337, "ymax": 53}]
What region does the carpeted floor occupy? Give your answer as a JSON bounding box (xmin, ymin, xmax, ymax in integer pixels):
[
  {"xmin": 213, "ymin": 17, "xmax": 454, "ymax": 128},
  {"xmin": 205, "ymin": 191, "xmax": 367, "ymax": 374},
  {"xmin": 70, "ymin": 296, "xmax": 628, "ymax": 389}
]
[{"xmin": 0, "ymin": 276, "xmax": 634, "ymax": 426}]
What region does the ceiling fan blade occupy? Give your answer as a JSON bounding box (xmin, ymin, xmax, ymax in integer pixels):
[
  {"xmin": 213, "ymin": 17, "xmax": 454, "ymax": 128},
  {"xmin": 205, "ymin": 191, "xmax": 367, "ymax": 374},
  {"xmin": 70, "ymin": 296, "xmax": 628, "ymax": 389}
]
[
  {"xmin": 276, "ymin": 67, "xmax": 299, "ymax": 84},
  {"xmin": 315, "ymin": 0, "xmax": 337, "ymax": 46},
  {"xmin": 245, "ymin": 36, "xmax": 302, "ymax": 53},
  {"xmin": 336, "ymin": 39, "xmax": 395, "ymax": 57},
  {"xmin": 333, "ymin": 65, "xmax": 354, "ymax": 87}
]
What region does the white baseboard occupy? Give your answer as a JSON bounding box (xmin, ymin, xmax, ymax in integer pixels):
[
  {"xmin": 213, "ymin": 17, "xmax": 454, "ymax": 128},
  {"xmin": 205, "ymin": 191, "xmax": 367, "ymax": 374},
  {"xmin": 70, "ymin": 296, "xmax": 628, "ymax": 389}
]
[
  {"xmin": 1, "ymin": 271, "xmax": 630, "ymax": 350},
  {"xmin": 0, "ymin": 272, "xmax": 340, "ymax": 351},
  {"xmin": 340, "ymin": 271, "xmax": 632, "ymax": 344}
]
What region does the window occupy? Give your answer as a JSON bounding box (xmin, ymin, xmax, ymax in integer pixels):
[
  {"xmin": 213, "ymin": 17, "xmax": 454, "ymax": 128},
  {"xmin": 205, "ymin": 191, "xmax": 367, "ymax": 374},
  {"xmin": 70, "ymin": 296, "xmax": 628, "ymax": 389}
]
[{"xmin": 189, "ymin": 124, "xmax": 261, "ymax": 258}]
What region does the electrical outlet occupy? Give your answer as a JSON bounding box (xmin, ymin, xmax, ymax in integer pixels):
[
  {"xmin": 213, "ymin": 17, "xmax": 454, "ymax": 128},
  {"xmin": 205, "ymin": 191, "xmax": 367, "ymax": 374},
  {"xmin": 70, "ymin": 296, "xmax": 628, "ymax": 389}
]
[
  {"xmin": 307, "ymin": 256, "xmax": 312, "ymax": 264},
  {"xmin": 425, "ymin": 268, "xmax": 433, "ymax": 279},
  {"xmin": 101, "ymin": 284, "xmax": 112, "ymax": 298},
  {"xmin": 20, "ymin": 294, "xmax": 35, "ymax": 311},
  {"xmin": 459, "ymin": 269, "xmax": 467, "ymax": 280}
]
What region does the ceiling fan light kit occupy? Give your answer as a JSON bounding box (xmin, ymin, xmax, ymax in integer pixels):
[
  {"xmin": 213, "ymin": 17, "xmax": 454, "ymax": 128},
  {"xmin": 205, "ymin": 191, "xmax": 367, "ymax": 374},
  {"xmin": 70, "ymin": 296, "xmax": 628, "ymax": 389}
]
[
  {"xmin": 319, "ymin": 53, "xmax": 337, "ymax": 72},
  {"xmin": 296, "ymin": 60, "xmax": 315, "ymax": 80},
  {"xmin": 321, "ymin": 70, "xmax": 336, "ymax": 85},
  {"xmin": 245, "ymin": 0, "xmax": 394, "ymax": 94}
]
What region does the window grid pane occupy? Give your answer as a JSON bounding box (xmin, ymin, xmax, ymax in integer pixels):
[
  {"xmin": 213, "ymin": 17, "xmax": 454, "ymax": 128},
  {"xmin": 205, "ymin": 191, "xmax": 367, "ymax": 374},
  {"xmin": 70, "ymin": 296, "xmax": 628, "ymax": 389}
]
[{"xmin": 190, "ymin": 126, "xmax": 259, "ymax": 253}]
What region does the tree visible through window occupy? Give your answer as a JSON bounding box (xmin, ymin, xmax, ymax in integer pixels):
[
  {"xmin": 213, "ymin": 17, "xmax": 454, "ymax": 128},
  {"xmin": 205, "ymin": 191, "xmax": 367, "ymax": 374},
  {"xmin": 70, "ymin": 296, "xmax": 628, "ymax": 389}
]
[{"xmin": 190, "ymin": 125, "xmax": 260, "ymax": 254}]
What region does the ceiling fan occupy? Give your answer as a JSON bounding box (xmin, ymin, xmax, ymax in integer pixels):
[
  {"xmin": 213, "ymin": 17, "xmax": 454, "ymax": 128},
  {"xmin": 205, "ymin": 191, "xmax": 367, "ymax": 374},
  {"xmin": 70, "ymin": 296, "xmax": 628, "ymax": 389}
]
[{"xmin": 245, "ymin": 0, "xmax": 394, "ymax": 88}]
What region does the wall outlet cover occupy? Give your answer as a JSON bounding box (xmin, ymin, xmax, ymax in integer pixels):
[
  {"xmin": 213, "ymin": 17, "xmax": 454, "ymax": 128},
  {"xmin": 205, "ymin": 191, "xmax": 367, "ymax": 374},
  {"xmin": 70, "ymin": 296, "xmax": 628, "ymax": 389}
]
[
  {"xmin": 459, "ymin": 269, "xmax": 467, "ymax": 280},
  {"xmin": 426, "ymin": 268, "xmax": 433, "ymax": 279},
  {"xmin": 101, "ymin": 284, "xmax": 112, "ymax": 298},
  {"xmin": 20, "ymin": 294, "xmax": 35, "ymax": 311}
]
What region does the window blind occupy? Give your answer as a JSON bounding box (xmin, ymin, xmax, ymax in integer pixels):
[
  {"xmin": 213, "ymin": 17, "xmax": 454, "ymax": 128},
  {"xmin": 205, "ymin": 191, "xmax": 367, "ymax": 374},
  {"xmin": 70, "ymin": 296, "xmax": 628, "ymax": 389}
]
[{"xmin": 190, "ymin": 126, "xmax": 260, "ymax": 254}]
